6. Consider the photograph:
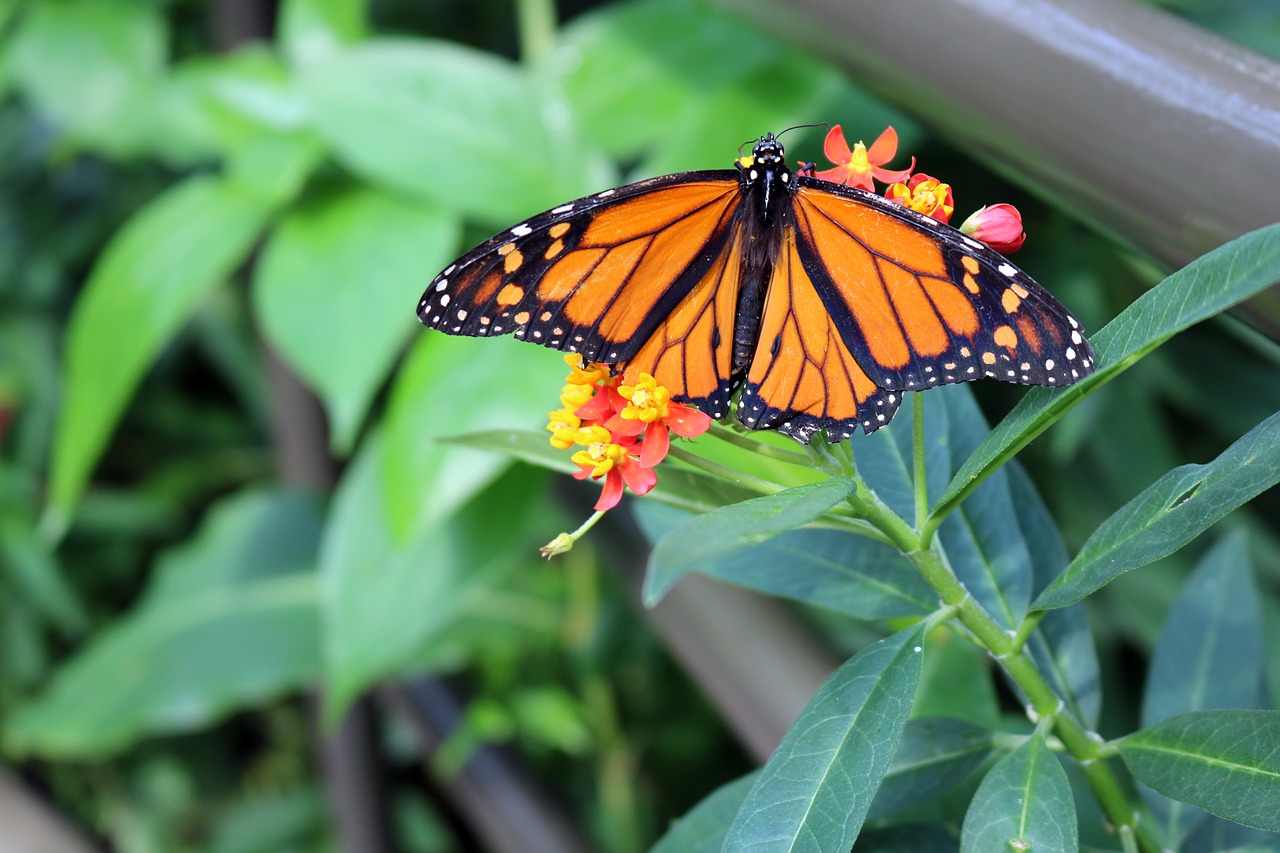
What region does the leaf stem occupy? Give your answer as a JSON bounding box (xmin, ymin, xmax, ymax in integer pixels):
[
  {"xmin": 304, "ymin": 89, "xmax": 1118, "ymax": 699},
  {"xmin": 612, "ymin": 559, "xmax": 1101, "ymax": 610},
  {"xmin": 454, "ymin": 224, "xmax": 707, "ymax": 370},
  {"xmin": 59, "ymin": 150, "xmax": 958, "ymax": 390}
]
[
  {"xmin": 666, "ymin": 445, "xmax": 787, "ymax": 495},
  {"xmin": 708, "ymin": 425, "xmax": 815, "ymax": 467}
]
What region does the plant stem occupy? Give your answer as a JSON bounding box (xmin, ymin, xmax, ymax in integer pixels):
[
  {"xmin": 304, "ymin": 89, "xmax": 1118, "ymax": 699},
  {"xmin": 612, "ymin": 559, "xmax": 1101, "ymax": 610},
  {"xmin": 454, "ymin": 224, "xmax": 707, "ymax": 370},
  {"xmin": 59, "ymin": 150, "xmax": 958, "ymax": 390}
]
[
  {"xmin": 515, "ymin": 0, "xmax": 557, "ymax": 66},
  {"xmin": 708, "ymin": 424, "xmax": 815, "ymax": 467},
  {"xmin": 667, "ymin": 445, "xmax": 788, "ymax": 495},
  {"xmin": 851, "ymin": 480, "xmax": 1162, "ymax": 852}
]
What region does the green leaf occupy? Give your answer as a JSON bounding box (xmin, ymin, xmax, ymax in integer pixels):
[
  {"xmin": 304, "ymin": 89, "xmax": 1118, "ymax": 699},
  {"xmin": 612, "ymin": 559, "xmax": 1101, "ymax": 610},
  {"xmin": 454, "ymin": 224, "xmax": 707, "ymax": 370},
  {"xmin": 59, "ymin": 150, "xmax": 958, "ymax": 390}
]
[
  {"xmin": 47, "ymin": 176, "xmax": 277, "ymax": 532},
  {"xmin": 912, "ymin": 630, "xmax": 1001, "ymax": 728},
  {"xmin": 869, "ymin": 717, "xmax": 996, "ymax": 820},
  {"xmin": 644, "ymin": 479, "xmax": 854, "ymax": 604},
  {"xmin": 319, "ymin": 431, "xmax": 551, "ymax": 717},
  {"xmin": 1034, "ymin": 410, "xmax": 1280, "ymax": 609},
  {"xmin": 636, "ymin": 501, "xmax": 933, "ymax": 619},
  {"xmin": 6, "ymin": 491, "xmax": 322, "ymax": 758},
  {"xmin": 8, "ymin": 0, "xmax": 165, "ymax": 155},
  {"xmin": 1143, "ymin": 531, "xmax": 1263, "ymax": 725},
  {"xmin": 254, "ymin": 185, "xmax": 460, "ymax": 452},
  {"xmin": 379, "ymin": 333, "xmax": 569, "ymax": 542},
  {"xmin": 1008, "ymin": 464, "xmax": 1101, "ymax": 728},
  {"xmin": 299, "ymin": 39, "xmax": 610, "ymax": 226},
  {"xmin": 960, "ymin": 732, "xmax": 1078, "ymax": 853},
  {"xmin": 279, "ymin": 0, "xmax": 367, "ymax": 64},
  {"xmin": 651, "ymin": 772, "xmax": 758, "ymax": 853},
  {"xmin": 1117, "ymin": 710, "xmax": 1280, "ymax": 831},
  {"xmin": 936, "ymin": 221, "xmax": 1280, "ymax": 524},
  {"xmin": 724, "ymin": 625, "xmax": 925, "ymax": 852}
]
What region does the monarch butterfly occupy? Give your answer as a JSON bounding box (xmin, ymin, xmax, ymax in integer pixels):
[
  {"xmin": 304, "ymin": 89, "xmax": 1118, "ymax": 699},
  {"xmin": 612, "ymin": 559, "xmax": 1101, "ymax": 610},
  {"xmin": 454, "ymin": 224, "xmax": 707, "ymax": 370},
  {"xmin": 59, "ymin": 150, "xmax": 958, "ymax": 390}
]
[{"xmin": 417, "ymin": 133, "xmax": 1094, "ymax": 443}]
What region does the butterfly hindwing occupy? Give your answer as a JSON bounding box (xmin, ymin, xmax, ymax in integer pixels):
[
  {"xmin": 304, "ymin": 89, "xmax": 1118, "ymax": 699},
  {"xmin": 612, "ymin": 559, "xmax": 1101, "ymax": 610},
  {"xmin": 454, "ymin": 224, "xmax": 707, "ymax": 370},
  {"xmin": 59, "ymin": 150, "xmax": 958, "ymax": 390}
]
[
  {"xmin": 791, "ymin": 178, "xmax": 1094, "ymax": 395},
  {"xmin": 740, "ymin": 223, "xmax": 902, "ymax": 442},
  {"xmin": 418, "ymin": 172, "xmax": 741, "ymax": 366}
]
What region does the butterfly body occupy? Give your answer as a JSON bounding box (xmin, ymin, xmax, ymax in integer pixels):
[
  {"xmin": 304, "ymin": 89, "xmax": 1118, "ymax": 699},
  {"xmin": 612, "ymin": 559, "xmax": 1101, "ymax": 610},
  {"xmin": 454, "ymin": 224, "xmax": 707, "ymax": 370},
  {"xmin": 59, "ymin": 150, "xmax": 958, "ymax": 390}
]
[{"xmin": 418, "ymin": 134, "xmax": 1094, "ymax": 443}]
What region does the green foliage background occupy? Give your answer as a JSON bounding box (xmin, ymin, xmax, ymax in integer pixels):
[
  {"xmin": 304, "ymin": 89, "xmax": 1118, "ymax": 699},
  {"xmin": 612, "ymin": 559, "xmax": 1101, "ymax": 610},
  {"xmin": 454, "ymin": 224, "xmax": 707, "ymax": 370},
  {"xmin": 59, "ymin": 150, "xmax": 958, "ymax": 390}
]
[{"xmin": 2, "ymin": 0, "xmax": 1279, "ymax": 850}]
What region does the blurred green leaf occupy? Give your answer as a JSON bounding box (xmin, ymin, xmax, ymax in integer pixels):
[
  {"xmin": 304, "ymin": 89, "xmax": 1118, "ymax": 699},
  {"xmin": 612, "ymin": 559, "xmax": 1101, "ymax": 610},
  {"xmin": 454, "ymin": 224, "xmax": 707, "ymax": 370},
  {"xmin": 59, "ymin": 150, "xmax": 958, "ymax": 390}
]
[
  {"xmin": 279, "ymin": 0, "xmax": 368, "ymax": 65},
  {"xmin": 299, "ymin": 38, "xmax": 611, "ymax": 226},
  {"xmin": 1142, "ymin": 531, "xmax": 1262, "ymax": 725},
  {"xmin": 225, "ymin": 131, "xmax": 325, "ymax": 207},
  {"xmin": 6, "ymin": 490, "xmax": 322, "ymax": 758},
  {"xmin": 1117, "ymin": 710, "xmax": 1280, "ymax": 831},
  {"xmin": 635, "ymin": 500, "xmax": 933, "ymax": 619},
  {"xmin": 550, "ymin": 0, "xmax": 906, "ymax": 175},
  {"xmin": 652, "ymin": 771, "xmax": 758, "ymax": 853},
  {"xmin": 255, "ymin": 185, "xmax": 460, "ymax": 452},
  {"xmin": 380, "ymin": 334, "xmax": 568, "ymax": 542},
  {"xmin": 8, "ymin": 0, "xmax": 165, "ymax": 155},
  {"xmin": 869, "ymin": 717, "xmax": 996, "ymax": 820},
  {"xmin": 724, "ymin": 626, "xmax": 925, "ymax": 851},
  {"xmin": 1035, "ymin": 410, "xmax": 1280, "ymax": 609},
  {"xmin": 960, "ymin": 732, "xmax": 1077, "ymax": 853},
  {"xmin": 319, "ymin": 431, "xmax": 551, "ymax": 717},
  {"xmin": 208, "ymin": 785, "xmax": 328, "ymax": 853},
  {"xmin": 645, "ymin": 479, "xmax": 854, "ymax": 604},
  {"xmin": 47, "ymin": 175, "xmax": 277, "ymax": 533},
  {"xmin": 937, "ymin": 221, "xmax": 1280, "ymax": 524},
  {"xmin": 0, "ymin": 512, "xmax": 86, "ymax": 634}
]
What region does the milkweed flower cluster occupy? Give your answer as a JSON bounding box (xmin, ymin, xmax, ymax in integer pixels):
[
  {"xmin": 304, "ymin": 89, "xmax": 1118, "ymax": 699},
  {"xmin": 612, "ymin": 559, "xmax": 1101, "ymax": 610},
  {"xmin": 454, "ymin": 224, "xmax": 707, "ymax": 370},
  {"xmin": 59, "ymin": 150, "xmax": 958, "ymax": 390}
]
[
  {"xmin": 815, "ymin": 124, "xmax": 1027, "ymax": 253},
  {"xmin": 541, "ymin": 355, "xmax": 712, "ymax": 557}
]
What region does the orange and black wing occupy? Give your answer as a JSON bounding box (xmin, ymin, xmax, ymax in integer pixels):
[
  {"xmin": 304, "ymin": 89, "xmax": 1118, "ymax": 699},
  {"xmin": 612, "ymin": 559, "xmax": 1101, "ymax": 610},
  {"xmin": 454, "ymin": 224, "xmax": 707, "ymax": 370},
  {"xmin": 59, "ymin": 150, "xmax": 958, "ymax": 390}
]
[
  {"xmin": 740, "ymin": 224, "xmax": 902, "ymax": 443},
  {"xmin": 790, "ymin": 177, "xmax": 1094, "ymax": 398},
  {"xmin": 417, "ymin": 172, "xmax": 744, "ymax": 418}
]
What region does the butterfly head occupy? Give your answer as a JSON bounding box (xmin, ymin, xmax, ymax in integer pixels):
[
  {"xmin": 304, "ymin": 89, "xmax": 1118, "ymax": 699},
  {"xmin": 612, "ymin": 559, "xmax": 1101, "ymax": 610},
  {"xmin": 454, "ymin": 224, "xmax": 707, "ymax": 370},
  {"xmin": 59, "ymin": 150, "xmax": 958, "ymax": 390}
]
[{"xmin": 737, "ymin": 133, "xmax": 794, "ymax": 220}]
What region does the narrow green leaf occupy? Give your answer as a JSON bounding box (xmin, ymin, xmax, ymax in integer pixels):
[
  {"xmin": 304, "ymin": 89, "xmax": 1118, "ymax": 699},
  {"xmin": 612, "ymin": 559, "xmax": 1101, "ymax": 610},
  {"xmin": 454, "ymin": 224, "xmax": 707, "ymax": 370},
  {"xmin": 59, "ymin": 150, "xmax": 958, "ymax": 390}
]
[
  {"xmin": 645, "ymin": 479, "xmax": 853, "ymax": 604},
  {"xmin": 1034, "ymin": 410, "xmax": 1280, "ymax": 609},
  {"xmin": 0, "ymin": 513, "xmax": 87, "ymax": 634},
  {"xmin": 635, "ymin": 502, "xmax": 933, "ymax": 618},
  {"xmin": 869, "ymin": 717, "xmax": 996, "ymax": 820},
  {"xmin": 1117, "ymin": 710, "xmax": 1280, "ymax": 831},
  {"xmin": 724, "ymin": 626, "xmax": 925, "ymax": 852},
  {"xmin": 6, "ymin": 491, "xmax": 322, "ymax": 758},
  {"xmin": 48, "ymin": 176, "xmax": 277, "ymax": 531},
  {"xmin": 960, "ymin": 733, "xmax": 1078, "ymax": 853},
  {"xmin": 254, "ymin": 186, "xmax": 460, "ymax": 452},
  {"xmin": 299, "ymin": 39, "xmax": 609, "ymax": 226},
  {"xmin": 651, "ymin": 772, "xmax": 757, "ymax": 853},
  {"xmin": 937, "ymin": 221, "xmax": 1280, "ymax": 522}
]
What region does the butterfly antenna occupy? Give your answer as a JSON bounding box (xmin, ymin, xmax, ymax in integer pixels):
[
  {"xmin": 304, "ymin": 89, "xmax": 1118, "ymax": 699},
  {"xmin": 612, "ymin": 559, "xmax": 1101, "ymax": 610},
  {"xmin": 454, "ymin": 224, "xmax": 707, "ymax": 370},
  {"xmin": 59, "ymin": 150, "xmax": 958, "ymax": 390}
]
[{"xmin": 777, "ymin": 122, "xmax": 830, "ymax": 139}]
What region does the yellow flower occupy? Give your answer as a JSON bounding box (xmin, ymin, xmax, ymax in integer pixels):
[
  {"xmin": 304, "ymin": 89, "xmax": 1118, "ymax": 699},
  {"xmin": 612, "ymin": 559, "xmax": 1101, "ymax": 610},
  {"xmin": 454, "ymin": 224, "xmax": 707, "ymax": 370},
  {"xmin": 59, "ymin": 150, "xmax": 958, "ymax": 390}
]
[{"xmin": 618, "ymin": 373, "xmax": 671, "ymax": 423}]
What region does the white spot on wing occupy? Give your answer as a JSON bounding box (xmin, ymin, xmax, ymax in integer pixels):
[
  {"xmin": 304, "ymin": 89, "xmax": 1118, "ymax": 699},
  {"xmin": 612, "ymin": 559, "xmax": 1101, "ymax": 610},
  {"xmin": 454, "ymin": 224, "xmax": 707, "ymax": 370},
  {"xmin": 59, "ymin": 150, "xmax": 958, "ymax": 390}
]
[
  {"xmin": 511, "ymin": 223, "xmax": 532, "ymax": 237},
  {"xmin": 998, "ymin": 263, "xmax": 1017, "ymax": 278}
]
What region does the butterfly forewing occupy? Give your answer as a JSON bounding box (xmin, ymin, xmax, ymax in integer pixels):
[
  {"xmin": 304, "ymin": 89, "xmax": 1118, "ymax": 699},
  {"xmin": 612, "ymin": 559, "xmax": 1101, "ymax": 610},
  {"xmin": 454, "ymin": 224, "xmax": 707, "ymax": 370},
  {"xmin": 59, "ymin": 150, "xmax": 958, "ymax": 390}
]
[{"xmin": 417, "ymin": 172, "xmax": 740, "ymax": 366}]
